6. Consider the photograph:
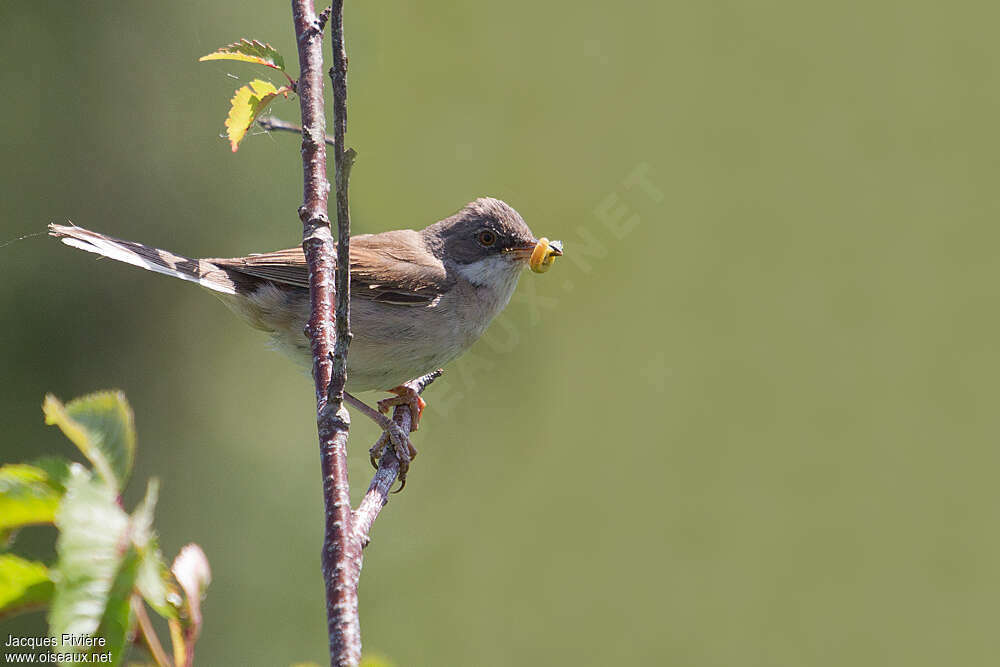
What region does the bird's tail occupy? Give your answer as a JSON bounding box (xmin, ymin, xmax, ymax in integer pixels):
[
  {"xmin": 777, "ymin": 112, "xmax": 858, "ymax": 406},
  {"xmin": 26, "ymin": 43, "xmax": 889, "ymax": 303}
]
[{"xmin": 48, "ymin": 223, "xmax": 239, "ymax": 295}]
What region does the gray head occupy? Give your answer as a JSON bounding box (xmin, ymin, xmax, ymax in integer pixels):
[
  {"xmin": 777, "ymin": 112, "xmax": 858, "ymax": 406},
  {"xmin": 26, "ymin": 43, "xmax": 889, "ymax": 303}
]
[{"xmin": 422, "ymin": 198, "xmax": 538, "ymax": 286}]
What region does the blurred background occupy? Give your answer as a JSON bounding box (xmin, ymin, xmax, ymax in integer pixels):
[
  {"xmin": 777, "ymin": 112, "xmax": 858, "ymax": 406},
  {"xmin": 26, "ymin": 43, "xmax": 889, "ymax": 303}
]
[{"xmin": 3, "ymin": 1, "xmax": 999, "ymax": 665}]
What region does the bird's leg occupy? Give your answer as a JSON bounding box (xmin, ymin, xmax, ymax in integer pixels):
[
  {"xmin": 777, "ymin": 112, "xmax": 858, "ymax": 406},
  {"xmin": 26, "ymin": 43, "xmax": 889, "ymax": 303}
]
[
  {"xmin": 343, "ymin": 392, "xmax": 417, "ymax": 474},
  {"xmin": 366, "ymin": 430, "xmax": 417, "ymax": 492},
  {"xmin": 377, "ymin": 385, "xmax": 427, "ymax": 431}
]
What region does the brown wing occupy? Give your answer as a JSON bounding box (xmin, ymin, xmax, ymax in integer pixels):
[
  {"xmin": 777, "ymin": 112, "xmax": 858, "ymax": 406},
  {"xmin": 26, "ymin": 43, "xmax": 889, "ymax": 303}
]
[
  {"xmin": 207, "ymin": 230, "xmax": 451, "ymax": 305},
  {"xmin": 209, "ymin": 247, "xmax": 309, "ymax": 287}
]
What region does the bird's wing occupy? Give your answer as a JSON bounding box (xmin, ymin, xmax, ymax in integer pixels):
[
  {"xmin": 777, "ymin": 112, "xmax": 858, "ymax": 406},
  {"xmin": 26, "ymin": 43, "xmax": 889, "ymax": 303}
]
[
  {"xmin": 207, "ymin": 230, "xmax": 451, "ymax": 305},
  {"xmin": 209, "ymin": 247, "xmax": 308, "ymax": 287}
]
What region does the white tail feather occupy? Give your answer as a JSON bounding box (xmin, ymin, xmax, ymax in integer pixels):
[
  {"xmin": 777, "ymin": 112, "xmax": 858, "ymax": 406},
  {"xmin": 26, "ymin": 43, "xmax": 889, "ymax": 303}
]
[{"xmin": 51, "ymin": 224, "xmax": 238, "ymax": 295}]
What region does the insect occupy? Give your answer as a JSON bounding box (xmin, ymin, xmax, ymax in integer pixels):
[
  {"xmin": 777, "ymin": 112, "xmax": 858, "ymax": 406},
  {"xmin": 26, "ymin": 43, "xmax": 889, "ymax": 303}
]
[{"xmin": 529, "ymin": 237, "xmax": 563, "ymax": 273}]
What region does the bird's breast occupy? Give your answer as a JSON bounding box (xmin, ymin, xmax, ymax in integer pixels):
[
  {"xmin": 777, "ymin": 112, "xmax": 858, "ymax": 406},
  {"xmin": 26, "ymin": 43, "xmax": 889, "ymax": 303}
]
[{"xmin": 221, "ymin": 268, "xmax": 523, "ymax": 392}]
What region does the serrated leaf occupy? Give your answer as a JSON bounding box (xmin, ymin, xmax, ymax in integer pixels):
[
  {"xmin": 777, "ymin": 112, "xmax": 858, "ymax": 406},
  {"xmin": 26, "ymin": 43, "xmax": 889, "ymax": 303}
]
[
  {"xmin": 225, "ymin": 79, "xmax": 292, "ymax": 152},
  {"xmin": 0, "ymin": 554, "xmax": 53, "ymax": 618},
  {"xmin": 96, "ymin": 546, "xmax": 141, "ymax": 666},
  {"xmin": 131, "ymin": 480, "xmax": 175, "ymax": 619},
  {"xmin": 0, "ymin": 463, "xmax": 65, "ymax": 538},
  {"xmin": 130, "ymin": 479, "xmax": 158, "ymax": 550},
  {"xmin": 49, "ymin": 466, "xmax": 132, "ymax": 654},
  {"xmin": 135, "ymin": 545, "xmax": 173, "ymax": 620},
  {"xmin": 199, "ymin": 38, "xmax": 285, "ymax": 71},
  {"xmin": 43, "ymin": 391, "xmax": 136, "ymax": 493}
]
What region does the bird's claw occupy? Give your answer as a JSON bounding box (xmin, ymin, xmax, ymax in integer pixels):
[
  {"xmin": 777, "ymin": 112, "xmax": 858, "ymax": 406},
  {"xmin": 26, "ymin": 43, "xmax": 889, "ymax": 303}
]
[
  {"xmin": 368, "ymin": 423, "xmax": 419, "ymax": 491},
  {"xmin": 377, "ymin": 385, "xmax": 427, "ymax": 431},
  {"xmin": 363, "ymin": 379, "xmax": 435, "ymax": 491}
]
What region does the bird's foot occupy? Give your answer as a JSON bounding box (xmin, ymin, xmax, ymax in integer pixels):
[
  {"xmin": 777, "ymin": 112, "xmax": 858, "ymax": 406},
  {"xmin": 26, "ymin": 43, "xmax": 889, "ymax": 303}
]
[
  {"xmin": 344, "ymin": 391, "xmax": 417, "ymax": 478},
  {"xmin": 345, "ymin": 370, "xmax": 443, "ymax": 492},
  {"xmin": 368, "ymin": 429, "xmax": 418, "ymax": 491},
  {"xmin": 377, "ymin": 385, "xmax": 427, "ymax": 432}
]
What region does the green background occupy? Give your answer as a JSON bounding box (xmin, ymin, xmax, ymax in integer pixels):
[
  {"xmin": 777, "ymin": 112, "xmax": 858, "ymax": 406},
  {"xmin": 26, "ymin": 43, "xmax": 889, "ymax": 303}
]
[{"xmin": 2, "ymin": 1, "xmax": 998, "ymax": 665}]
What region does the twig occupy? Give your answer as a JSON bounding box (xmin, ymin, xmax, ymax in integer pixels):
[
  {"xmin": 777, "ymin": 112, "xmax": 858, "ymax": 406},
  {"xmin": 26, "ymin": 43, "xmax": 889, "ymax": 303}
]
[
  {"xmin": 132, "ymin": 596, "xmax": 172, "ymax": 667},
  {"xmin": 291, "ymin": 1, "xmax": 359, "ymax": 665},
  {"xmin": 316, "ymin": 5, "xmax": 332, "ymax": 32},
  {"xmin": 327, "ymin": 0, "xmax": 353, "ymax": 431},
  {"xmin": 343, "ymin": 392, "xmax": 393, "ymax": 430},
  {"xmin": 257, "ymin": 116, "xmax": 336, "ymax": 146},
  {"xmin": 353, "ymin": 370, "xmax": 442, "ymax": 547}
]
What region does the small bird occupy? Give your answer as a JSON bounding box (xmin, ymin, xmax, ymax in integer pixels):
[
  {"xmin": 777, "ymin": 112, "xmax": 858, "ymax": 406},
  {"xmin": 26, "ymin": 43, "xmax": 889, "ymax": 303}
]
[{"xmin": 49, "ymin": 197, "xmax": 562, "ymax": 465}]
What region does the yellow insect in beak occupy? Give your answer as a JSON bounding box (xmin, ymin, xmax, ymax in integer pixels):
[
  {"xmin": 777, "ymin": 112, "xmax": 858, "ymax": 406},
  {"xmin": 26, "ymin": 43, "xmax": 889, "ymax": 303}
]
[{"xmin": 529, "ymin": 238, "xmax": 563, "ymax": 273}]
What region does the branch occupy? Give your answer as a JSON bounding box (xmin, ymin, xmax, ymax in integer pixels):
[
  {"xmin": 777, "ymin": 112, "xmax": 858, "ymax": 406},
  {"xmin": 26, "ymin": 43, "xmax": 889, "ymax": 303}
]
[
  {"xmin": 291, "ymin": 1, "xmax": 359, "ymax": 665},
  {"xmin": 327, "ymin": 0, "xmax": 353, "ymax": 420},
  {"xmin": 257, "ymin": 116, "xmax": 336, "ymax": 146},
  {"xmin": 326, "ymin": 0, "xmax": 360, "ymax": 660},
  {"xmin": 353, "ymin": 370, "xmax": 442, "ymax": 548},
  {"xmin": 293, "ymin": 2, "xmax": 432, "ymax": 664},
  {"xmin": 132, "ymin": 597, "xmax": 172, "ymax": 667}
]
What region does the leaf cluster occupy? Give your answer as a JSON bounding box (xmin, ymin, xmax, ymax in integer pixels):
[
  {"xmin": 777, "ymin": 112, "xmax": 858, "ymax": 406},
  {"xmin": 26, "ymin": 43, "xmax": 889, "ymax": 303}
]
[
  {"xmin": 1, "ymin": 392, "xmax": 210, "ymax": 667},
  {"xmin": 199, "ymin": 39, "xmax": 294, "ymax": 151}
]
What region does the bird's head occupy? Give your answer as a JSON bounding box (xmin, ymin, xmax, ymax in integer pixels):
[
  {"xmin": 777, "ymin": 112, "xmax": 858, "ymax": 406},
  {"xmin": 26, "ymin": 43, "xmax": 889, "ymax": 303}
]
[{"xmin": 423, "ymin": 197, "xmax": 561, "ymax": 287}]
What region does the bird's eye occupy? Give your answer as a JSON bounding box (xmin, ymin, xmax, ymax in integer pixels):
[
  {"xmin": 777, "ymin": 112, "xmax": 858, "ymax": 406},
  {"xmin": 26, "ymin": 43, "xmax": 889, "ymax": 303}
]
[{"xmin": 477, "ymin": 229, "xmax": 497, "ymax": 247}]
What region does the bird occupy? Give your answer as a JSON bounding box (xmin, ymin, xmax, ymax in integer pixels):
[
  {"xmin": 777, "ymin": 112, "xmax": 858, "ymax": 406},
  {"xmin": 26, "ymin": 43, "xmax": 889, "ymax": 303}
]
[{"xmin": 49, "ymin": 197, "xmax": 562, "ymax": 469}]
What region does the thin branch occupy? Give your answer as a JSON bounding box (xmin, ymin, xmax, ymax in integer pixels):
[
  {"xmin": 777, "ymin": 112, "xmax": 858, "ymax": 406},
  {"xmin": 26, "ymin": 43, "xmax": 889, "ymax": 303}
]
[
  {"xmin": 291, "ymin": 0, "xmax": 359, "ymax": 665},
  {"xmin": 132, "ymin": 596, "xmax": 172, "ymax": 667},
  {"xmin": 353, "ymin": 370, "xmax": 442, "ymax": 548},
  {"xmin": 343, "ymin": 392, "xmax": 398, "ymax": 433},
  {"xmin": 257, "ymin": 116, "xmax": 336, "ymax": 146},
  {"xmin": 327, "ymin": 0, "xmax": 353, "ymax": 420},
  {"xmin": 316, "ymin": 5, "xmax": 332, "ymax": 31}
]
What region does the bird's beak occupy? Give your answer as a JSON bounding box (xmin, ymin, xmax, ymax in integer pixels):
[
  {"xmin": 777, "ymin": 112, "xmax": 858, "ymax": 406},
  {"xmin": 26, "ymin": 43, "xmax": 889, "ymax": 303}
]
[{"xmin": 508, "ymin": 241, "xmax": 538, "ymax": 261}]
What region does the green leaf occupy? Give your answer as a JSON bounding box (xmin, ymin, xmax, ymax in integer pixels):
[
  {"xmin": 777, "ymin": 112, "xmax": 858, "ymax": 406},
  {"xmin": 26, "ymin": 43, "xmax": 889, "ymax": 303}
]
[
  {"xmin": 43, "ymin": 391, "xmax": 136, "ymax": 493},
  {"xmin": 225, "ymin": 79, "xmax": 292, "ymax": 152},
  {"xmin": 97, "ymin": 547, "xmax": 141, "ymax": 666},
  {"xmin": 0, "ymin": 554, "xmax": 54, "ymax": 618},
  {"xmin": 0, "ymin": 463, "xmax": 65, "ymax": 539},
  {"xmin": 199, "ymin": 38, "xmax": 285, "ymax": 71},
  {"xmin": 135, "ymin": 545, "xmax": 173, "ymax": 620},
  {"xmin": 49, "ymin": 465, "xmax": 133, "ymax": 660},
  {"xmin": 31, "ymin": 456, "xmax": 72, "ymax": 493},
  {"xmin": 130, "ymin": 479, "xmax": 158, "ymax": 548},
  {"xmin": 131, "ymin": 480, "xmax": 175, "ymax": 619}
]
